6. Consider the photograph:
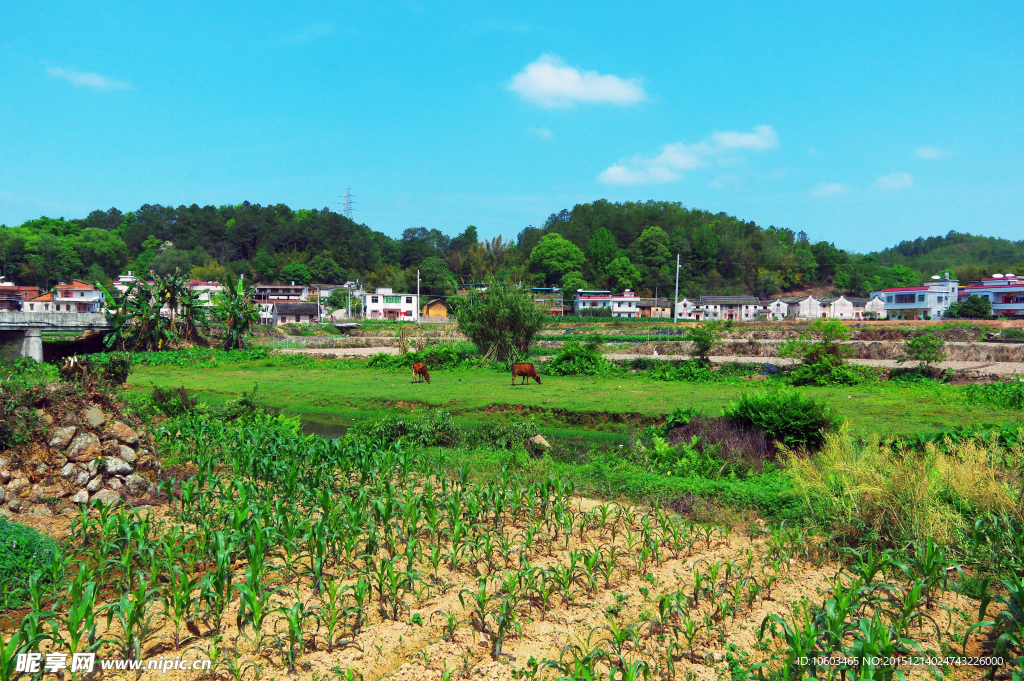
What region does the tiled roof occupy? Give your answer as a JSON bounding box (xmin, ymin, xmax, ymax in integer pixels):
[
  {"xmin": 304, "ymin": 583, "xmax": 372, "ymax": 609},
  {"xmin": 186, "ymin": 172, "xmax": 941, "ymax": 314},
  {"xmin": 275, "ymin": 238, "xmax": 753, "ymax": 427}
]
[
  {"xmin": 54, "ymin": 279, "xmax": 97, "ymax": 290},
  {"xmin": 28, "ymin": 292, "xmax": 55, "ymax": 302},
  {"xmin": 781, "ymin": 296, "xmax": 811, "ymax": 303},
  {"xmin": 881, "ymin": 286, "xmax": 927, "ymax": 292},
  {"xmin": 699, "ymin": 295, "xmax": 759, "ymax": 304},
  {"xmin": 638, "ymin": 298, "xmax": 673, "ymax": 306},
  {"xmin": 274, "ymin": 302, "xmax": 319, "ymax": 314}
]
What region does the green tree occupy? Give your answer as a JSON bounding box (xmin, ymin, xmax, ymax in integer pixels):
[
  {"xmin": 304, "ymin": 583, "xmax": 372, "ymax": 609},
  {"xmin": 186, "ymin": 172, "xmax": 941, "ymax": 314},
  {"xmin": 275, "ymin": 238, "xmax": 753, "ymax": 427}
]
[
  {"xmin": 687, "ymin": 321, "xmax": 722, "ymax": 367},
  {"xmin": 308, "ymin": 254, "xmax": 346, "ymax": 284},
  {"xmin": 528, "ymin": 233, "xmax": 585, "ymax": 285},
  {"xmin": 632, "ymin": 225, "xmax": 671, "ymax": 270},
  {"xmin": 279, "ymin": 262, "xmax": 312, "ymax": 285},
  {"xmin": 253, "ymin": 249, "xmax": 276, "ymax": 281},
  {"xmin": 73, "ymin": 228, "xmax": 128, "ymax": 277},
  {"xmin": 560, "ymin": 271, "xmax": 589, "ymax": 295},
  {"xmin": 945, "ymin": 295, "xmax": 992, "ymax": 319},
  {"xmin": 417, "ymin": 256, "xmax": 454, "ymax": 296},
  {"xmin": 898, "ymin": 332, "xmax": 946, "ymax": 370},
  {"xmin": 150, "ymin": 249, "xmax": 195, "ymax": 277},
  {"xmin": 84, "ymin": 263, "xmax": 112, "ymax": 289},
  {"xmin": 447, "ymin": 282, "xmax": 546, "ymax": 362},
  {"xmin": 585, "ymin": 228, "xmax": 619, "ymax": 272},
  {"xmin": 606, "ymin": 257, "xmax": 642, "ymax": 291}
]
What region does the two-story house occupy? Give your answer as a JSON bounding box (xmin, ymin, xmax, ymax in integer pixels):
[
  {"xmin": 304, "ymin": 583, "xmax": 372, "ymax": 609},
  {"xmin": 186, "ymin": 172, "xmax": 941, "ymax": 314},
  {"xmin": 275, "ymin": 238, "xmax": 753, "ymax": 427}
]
[
  {"xmin": 871, "ymin": 274, "xmax": 958, "ymax": 320},
  {"xmin": 361, "ymin": 288, "xmax": 419, "ymax": 320}
]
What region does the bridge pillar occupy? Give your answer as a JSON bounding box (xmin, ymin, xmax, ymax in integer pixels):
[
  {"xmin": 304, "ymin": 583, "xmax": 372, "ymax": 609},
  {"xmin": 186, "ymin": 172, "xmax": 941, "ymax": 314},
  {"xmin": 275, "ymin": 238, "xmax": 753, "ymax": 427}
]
[{"xmin": 21, "ymin": 328, "xmax": 43, "ymax": 363}]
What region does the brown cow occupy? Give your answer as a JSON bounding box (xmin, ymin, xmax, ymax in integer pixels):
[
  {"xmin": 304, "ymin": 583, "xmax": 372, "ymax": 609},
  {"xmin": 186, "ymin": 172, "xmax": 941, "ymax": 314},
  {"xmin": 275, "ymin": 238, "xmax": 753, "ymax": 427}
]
[
  {"xmin": 511, "ymin": 362, "xmax": 541, "ymax": 386},
  {"xmin": 412, "ymin": 362, "xmax": 430, "ymax": 383}
]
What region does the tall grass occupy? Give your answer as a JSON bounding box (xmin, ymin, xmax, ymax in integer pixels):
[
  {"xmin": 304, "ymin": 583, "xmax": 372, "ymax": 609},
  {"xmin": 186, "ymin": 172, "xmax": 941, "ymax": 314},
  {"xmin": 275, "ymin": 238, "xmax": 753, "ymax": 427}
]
[{"xmin": 785, "ymin": 428, "xmax": 1022, "ymax": 546}]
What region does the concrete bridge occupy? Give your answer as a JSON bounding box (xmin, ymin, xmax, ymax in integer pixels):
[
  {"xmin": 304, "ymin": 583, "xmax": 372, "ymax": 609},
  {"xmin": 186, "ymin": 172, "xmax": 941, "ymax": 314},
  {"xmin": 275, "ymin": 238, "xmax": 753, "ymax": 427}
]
[{"xmin": 0, "ymin": 312, "xmax": 109, "ymax": 362}]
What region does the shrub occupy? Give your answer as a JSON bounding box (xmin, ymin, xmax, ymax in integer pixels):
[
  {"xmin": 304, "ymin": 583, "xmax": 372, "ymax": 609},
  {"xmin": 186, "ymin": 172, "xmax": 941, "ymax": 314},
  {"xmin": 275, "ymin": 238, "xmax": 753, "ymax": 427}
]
[
  {"xmin": 687, "ymin": 321, "xmax": 723, "ymax": 366},
  {"xmin": 448, "ymin": 282, "xmax": 547, "ymax": 361},
  {"xmin": 779, "ymin": 319, "xmax": 861, "ymax": 386},
  {"xmin": 665, "ymin": 414, "xmax": 775, "ymax": 476},
  {"xmin": 0, "ymin": 519, "xmax": 61, "ymax": 608},
  {"xmin": 467, "ymin": 420, "xmax": 541, "ymax": 452},
  {"xmin": 899, "ymin": 332, "xmax": 946, "ymax": 370},
  {"xmin": 544, "ymin": 337, "xmax": 611, "ymax": 376},
  {"xmin": 962, "ymin": 381, "xmax": 1024, "ymax": 410},
  {"xmin": 102, "ymin": 352, "xmax": 132, "ymax": 384},
  {"xmin": 151, "ymin": 385, "xmax": 199, "ymax": 417},
  {"xmin": 723, "ymin": 389, "xmax": 837, "ymax": 449},
  {"xmin": 346, "ymin": 410, "xmax": 463, "ymax": 448}
]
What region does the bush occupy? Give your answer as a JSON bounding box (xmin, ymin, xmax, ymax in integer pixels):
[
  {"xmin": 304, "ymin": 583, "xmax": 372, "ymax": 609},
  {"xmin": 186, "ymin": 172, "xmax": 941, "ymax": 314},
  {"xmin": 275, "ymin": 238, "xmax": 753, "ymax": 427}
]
[
  {"xmin": 448, "ymin": 282, "xmax": 547, "ymax": 361},
  {"xmin": 544, "ymin": 337, "xmax": 611, "ymax": 376},
  {"xmin": 780, "ymin": 319, "xmax": 862, "ymax": 386},
  {"xmin": 346, "ymin": 411, "xmax": 463, "ymax": 448},
  {"xmin": 0, "ymin": 519, "xmax": 61, "ymax": 609},
  {"xmin": 687, "ymin": 321, "xmax": 723, "ymax": 366},
  {"xmin": 467, "ymin": 420, "xmax": 541, "ymax": 452},
  {"xmin": 664, "ymin": 413, "xmax": 776, "ymax": 476},
  {"xmin": 962, "ymin": 381, "xmax": 1024, "ymax": 410},
  {"xmin": 723, "ymin": 389, "xmax": 837, "ymax": 449},
  {"xmin": 102, "ymin": 352, "xmax": 132, "ymax": 384},
  {"xmin": 151, "ymin": 385, "xmax": 199, "ymax": 417},
  {"xmin": 899, "ymin": 332, "xmax": 946, "ymax": 370}
]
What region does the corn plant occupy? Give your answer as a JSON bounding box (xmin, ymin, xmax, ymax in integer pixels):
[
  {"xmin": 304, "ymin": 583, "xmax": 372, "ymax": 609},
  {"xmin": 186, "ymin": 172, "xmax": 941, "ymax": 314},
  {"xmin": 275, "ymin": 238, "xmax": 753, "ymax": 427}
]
[{"xmin": 274, "ymin": 600, "xmax": 319, "ymax": 672}]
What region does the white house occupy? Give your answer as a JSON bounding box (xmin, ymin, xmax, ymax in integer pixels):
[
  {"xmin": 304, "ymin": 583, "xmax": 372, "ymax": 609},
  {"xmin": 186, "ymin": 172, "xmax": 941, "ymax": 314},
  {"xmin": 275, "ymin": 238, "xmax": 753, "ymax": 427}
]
[
  {"xmin": 958, "ymin": 274, "xmax": 1024, "ymax": 318},
  {"xmin": 847, "ymin": 296, "xmax": 887, "ymax": 319},
  {"xmin": 674, "ymin": 298, "xmax": 703, "ymax": 320},
  {"xmin": 26, "ymin": 280, "xmax": 104, "ymax": 313},
  {"xmin": 762, "ymin": 298, "xmax": 789, "ymax": 319},
  {"xmin": 573, "ymin": 290, "xmax": 639, "ymax": 317},
  {"xmin": 697, "ymin": 296, "xmax": 762, "ymax": 321},
  {"xmin": 361, "ymin": 288, "xmax": 419, "ymax": 320},
  {"xmin": 871, "ymin": 274, "xmax": 958, "ymax": 320}
]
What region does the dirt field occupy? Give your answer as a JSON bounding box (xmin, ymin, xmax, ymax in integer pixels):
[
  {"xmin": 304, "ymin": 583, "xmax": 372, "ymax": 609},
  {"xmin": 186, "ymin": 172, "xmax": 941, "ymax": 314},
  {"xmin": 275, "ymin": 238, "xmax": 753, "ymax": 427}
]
[{"xmin": 14, "ymin": 496, "xmax": 991, "ymax": 681}]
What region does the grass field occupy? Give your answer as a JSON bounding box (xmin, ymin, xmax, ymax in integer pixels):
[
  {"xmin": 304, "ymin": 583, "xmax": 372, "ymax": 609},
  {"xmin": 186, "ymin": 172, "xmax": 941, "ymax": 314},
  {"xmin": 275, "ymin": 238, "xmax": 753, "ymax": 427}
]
[{"xmin": 128, "ymin": 360, "xmax": 1020, "ymax": 439}]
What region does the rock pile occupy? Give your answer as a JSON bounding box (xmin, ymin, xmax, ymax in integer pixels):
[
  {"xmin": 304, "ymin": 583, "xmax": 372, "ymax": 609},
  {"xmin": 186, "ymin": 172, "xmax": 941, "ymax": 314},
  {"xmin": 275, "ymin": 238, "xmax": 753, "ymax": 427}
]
[{"xmin": 1, "ymin": 403, "xmax": 161, "ymax": 517}]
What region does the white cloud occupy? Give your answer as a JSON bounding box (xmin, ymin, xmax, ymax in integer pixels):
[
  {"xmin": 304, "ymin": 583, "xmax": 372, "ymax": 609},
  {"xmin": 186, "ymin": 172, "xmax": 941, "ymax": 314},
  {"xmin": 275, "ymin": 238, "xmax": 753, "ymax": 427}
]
[
  {"xmin": 508, "ymin": 54, "xmax": 646, "ymax": 108},
  {"xmin": 529, "ymin": 127, "xmax": 553, "ymax": 139},
  {"xmin": 914, "ymin": 146, "xmax": 949, "ymax": 160},
  {"xmin": 277, "ymin": 23, "xmax": 333, "ymax": 44},
  {"xmin": 875, "ymin": 172, "xmax": 913, "ymax": 190},
  {"xmin": 811, "ymin": 182, "xmax": 849, "ymax": 198},
  {"xmin": 597, "ymin": 125, "xmax": 778, "ymax": 185},
  {"xmin": 46, "ymin": 66, "xmax": 130, "ymax": 90},
  {"xmin": 711, "ymin": 125, "xmax": 779, "ymax": 150}
]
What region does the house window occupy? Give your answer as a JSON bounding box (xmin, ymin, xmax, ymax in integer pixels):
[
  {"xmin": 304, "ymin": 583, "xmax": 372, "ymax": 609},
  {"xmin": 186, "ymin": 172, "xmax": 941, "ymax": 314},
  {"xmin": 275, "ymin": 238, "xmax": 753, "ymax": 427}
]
[
  {"xmin": 371, "ymin": 296, "xmax": 379, "ymax": 304},
  {"xmin": 917, "ymin": 294, "xmax": 926, "ymax": 302},
  {"xmin": 384, "ymin": 296, "xmax": 400, "ymax": 304},
  {"xmin": 281, "ymin": 316, "xmax": 288, "ymax": 323},
  {"xmin": 405, "ymin": 297, "xmax": 412, "ymax": 304}
]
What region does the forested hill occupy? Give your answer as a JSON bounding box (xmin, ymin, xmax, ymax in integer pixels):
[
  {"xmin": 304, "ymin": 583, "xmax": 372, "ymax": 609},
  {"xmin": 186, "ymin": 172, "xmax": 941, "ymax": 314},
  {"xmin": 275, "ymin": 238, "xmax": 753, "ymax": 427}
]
[
  {"xmin": 1, "ymin": 200, "xmax": 1021, "ymax": 300},
  {"xmin": 870, "ymin": 232, "xmax": 1024, "ymax": 283}
]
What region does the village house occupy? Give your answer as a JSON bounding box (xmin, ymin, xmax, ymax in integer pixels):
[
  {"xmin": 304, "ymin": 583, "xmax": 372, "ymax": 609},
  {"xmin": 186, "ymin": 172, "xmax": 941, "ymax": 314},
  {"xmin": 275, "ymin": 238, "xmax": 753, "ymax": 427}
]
[
  {"xmin": 958, "ymin": 273, "xmax": 1024, "ymax": 318},
  {"xmin": 674, "ymin": 298, "xmax": 703, "ymax": 320},
  {"xmin": 696, "ymin": 295, "xmax": 762, "ymax": 321},
  {"xmin": 871, "ymin": 273, "xmax": 958, "ymax": 320},
  {"xmin": 847, "ymin": 296, "xmax": 887, "ymax": 319},
  {"xmin": 421, "ymin": 298, "xmax": 449, "ymax": 318},
  {"xmin": 271, "ymin": 301, "xmax": 320, "ymax": 325},
  {"xmin": 0, "ymin": 279, "xmax": 41, "ymax": 311},
  {"xmin": 24, "ymin": 280, "xmax": 103, "ymax": 313},
  {"xmin": 531, "ymin": 288, "xmax": 565, "ymax": 316},
  {"xmin": 361, "ymin": 288, "xmax": 419, "ymax": 320},
  {"xmin": 638, "ymin": 297, "xmax": 673, "ymax": 318},
  {"xmin": 573, "ymin": 290, "xmax": 639, "ymax": 318}
]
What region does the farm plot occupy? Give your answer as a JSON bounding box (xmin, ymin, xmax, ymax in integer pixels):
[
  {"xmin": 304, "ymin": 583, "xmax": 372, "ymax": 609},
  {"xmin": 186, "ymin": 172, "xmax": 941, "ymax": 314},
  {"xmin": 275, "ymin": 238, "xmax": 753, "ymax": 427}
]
[{"xmin": 3, "ymin": 414, "xmax": 1011, "ymax": 681}]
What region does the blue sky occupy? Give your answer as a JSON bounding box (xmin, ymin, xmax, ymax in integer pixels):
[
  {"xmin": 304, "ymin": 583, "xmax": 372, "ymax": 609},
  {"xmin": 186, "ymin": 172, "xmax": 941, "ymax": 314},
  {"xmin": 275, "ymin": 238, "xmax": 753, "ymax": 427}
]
[{"xmin": 1, "ymin": 1, "xmax": 1021, "ymax": 251}]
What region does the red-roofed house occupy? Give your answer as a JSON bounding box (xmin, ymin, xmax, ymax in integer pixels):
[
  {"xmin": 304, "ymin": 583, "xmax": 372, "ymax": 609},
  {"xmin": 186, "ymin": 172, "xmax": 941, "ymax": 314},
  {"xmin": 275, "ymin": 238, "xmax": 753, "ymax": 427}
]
[
  {"xmin": 870, "ymin": 274, "xmax": 958, "ymax": 320},
  {"xmin": 26, "ymin": 280, "xmax": 103, "ymax": 313},
  {"xmin": 958, "ymin": 274, "xmax": 1024, "ymax": 317}
]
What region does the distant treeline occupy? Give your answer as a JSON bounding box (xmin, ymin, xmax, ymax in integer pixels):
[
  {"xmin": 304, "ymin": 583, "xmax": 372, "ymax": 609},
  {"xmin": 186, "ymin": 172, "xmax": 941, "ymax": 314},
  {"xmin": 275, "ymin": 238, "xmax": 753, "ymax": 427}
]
[{"xmin": 2, "ymin": 200, "xmax": 1021, "ymax": 299}]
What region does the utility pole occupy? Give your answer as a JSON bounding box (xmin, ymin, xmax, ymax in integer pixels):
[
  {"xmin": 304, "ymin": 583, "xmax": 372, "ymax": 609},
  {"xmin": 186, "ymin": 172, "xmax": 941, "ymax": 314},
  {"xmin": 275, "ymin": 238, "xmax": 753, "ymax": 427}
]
[
  {"xmin": 673, "ymin": 254, "xmax": 680, "ymax": 323},
  {"xmin": 416, "ymin": 270, "xmax": 420, "ymax": 324}
]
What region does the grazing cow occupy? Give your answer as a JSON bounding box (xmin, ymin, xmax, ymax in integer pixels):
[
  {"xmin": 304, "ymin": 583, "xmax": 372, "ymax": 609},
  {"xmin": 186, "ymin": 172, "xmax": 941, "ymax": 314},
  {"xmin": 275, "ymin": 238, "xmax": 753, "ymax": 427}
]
[
  {"xmin": 511, "ymin": 362, "xmax": 542, "ymax": 386},
  {"xmin": 412, "ymin": 362, "xmax": 430, "ymax": 383}
]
